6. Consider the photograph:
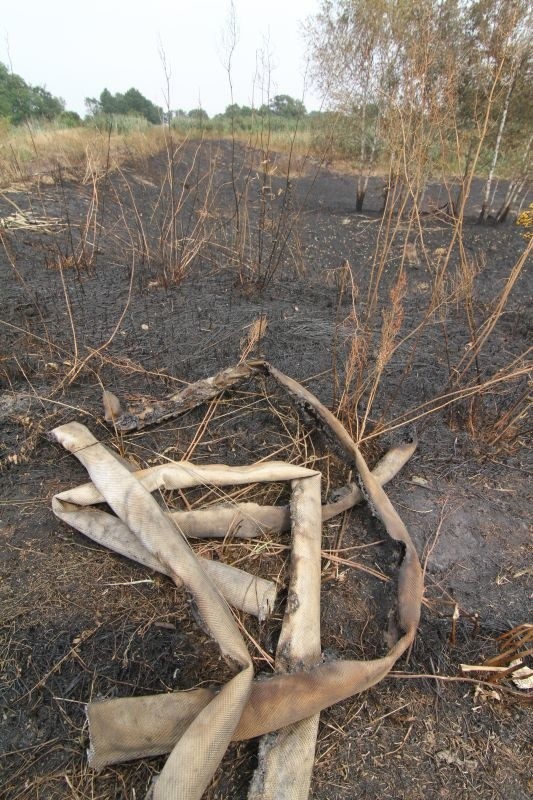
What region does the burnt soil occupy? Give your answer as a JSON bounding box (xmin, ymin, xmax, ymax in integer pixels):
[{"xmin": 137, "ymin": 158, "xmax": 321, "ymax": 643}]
[{"xmin": 0, "ymin": 140, "xmax": 531, "ymax": 799}]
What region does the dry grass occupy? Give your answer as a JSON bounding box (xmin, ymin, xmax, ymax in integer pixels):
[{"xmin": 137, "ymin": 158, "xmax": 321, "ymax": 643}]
[
  {"xmin": 0, "ymin": 124, "xmax": 170, "ymax": 187},
  {"xmin": 0, "ymin": 123, "xmax": 318, "ymax": 191},
  {"xmin": 239, "ymin": 316, "xmax": 268, "ymax": 362},
  {"xmin": 329, "ymin": 190, "xmax": 532, "ymax": 453}
]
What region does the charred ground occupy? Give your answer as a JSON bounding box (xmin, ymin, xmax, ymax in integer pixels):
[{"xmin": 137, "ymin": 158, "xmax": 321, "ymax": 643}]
[{"xmin": 0, "ymin": 140, "xmax": 531, "ymax": 799}]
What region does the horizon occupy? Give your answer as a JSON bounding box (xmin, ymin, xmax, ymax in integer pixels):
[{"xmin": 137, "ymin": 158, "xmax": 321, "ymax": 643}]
[{"xmin": 1, "ymin": 0, "xmax": 323, "ymax": 120}]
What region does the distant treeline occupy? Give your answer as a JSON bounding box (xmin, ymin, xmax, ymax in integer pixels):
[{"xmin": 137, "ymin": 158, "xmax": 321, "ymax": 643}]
[
  {"xmin": 0, "ymin": 66, "xmax": 311, "ymax": 130},
  {"xmin": 84, "ymin": 90, "xmax": 311, "ymax": 132},
  {"xmin": 0, "ymin": 62, "xmax": 81, "ymax": 126}
]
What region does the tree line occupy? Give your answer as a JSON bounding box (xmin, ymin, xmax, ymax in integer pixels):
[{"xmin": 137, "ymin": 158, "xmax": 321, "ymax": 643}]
[
  {"xmin": 0, "ymin": 65, "xmax": 309, "ymax": 129},
  {"xmin": 0, "ymin": 62, "xmax": 80, "ymax": 126}
]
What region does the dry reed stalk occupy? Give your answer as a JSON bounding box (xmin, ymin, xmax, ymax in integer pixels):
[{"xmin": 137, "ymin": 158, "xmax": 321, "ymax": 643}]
[
  {"xmin": 239, "ymin": 315, "xmax": 268, "ymax": 362},
  {"xmin": 360, "ymin": 268, "xmax": 407, "ymax": 438},
  {"xmin": 454, "ymin": 236, "xmax": 533, "ymax": 384},
  {"xmin": 359, "ymin": 358, "xmax": 531, "ymax": 443}
]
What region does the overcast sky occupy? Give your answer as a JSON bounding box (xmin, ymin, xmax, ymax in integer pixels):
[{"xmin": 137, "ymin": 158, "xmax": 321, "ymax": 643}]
[{"xmin": 1, "ymin": 0, "xmax": 323, "ymax": 117}]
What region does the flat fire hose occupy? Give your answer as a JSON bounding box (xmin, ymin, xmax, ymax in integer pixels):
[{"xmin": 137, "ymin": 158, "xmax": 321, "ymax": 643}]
[{"xmin": 51, "ymin": 365, "xmax": 423, "ymax": 800}]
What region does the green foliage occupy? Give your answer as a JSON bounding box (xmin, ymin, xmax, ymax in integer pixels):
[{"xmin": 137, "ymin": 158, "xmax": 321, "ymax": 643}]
[
  {"xmin": 58, "ymin": 110, "xmax": 82, "ymax": 128},
  {"xmin": 170, "ymin": 96, "xmax": 311, "ymax": 136},
  {"xmin": 0, "ymin": 62, "xmax": 65, "ymax": 124},
  {"xmin": 224, "ymin": 103, "xmax": 253, "ymax": 117},
  {"xmin": 188, "ymin": 108, "xmax": 209, "ymax": 121},
  {"xmin": 87, "ymin": 113, "xmax": 151, "ymax": 134},
  {"xmin": 311, "ymin": 107, "xmax": 380, "ymax": 162},
  {"xmin": 85, "ymin": 87, "xmax": 162, "ymax": 124},
  {"xmin": 268, "ymin": 94, "xmax": 307, "ymax": 118},
  {"xmin": 0, "ymin": 116, "xmax": 11, "ymax": 141},
  {"xmin": 307, "ymin": 0, "xmax": 532, "ymax": 188}
]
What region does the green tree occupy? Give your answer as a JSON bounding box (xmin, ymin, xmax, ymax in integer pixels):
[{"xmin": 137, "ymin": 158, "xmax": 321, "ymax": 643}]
[
  {"xmin": 461, "ymin": 0, "xmax": 532, "ymax": 221},
  {"xmin": 28, "ymin": 85, "xmax": 64, "ymax": 119},
  {"xmin": 307, "ymin": 0, "xmax": 531, "ymax": 219},
  {"xmin": 305, "ymin": 0, "xmax": 398, "ymax": 210},
  {"xmin": 99, "ymin": 88, "xmax": 118, "ymax": 114},
  {"xmin": 58, "ymin": 110, "xmax": 82, "ymax": 127},
  {"xmin": 268, "ymin": 95, "xmax": 307, "ymax": 118},
  {"xmin": 0, "ymin": 62, "xmax": 65, "ymax": 124},
  {"xmin": 122, "ymin": 88, "xmax": 161, "ymax": 123},
  {"xmin": 224, "ymin": 103, "xmax": 253, "ymax": 117},
  {"xmin": 84, "ymin": 96, "xmax": 100, "ymax": 116},
  {"xmin": 188, "ymin": 108, "xmax": 209, "ymax": 121},
  {"xmin": 85, "ymin": 87, "xmax": 162, "ymax": 124}
]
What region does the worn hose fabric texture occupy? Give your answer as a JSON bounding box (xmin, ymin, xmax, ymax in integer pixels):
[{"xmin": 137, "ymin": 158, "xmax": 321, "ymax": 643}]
[
  {"xmin": 53, "ymin": 441, "xmax": 416, "ymax": 622},
  {"xmin": 105, "ymin": 361, "xmax": 260, "ymax": 431},
  {"xmin": 248, "ymin": 474, "xmax": 323, "ymax": 799},
  {"xmin": 52, "ymin": 424, "xmax": 258, "ymax": 800},
  {"xmin": 51, "ymin": 370, "xmax": 423, "ymax": 800},
  {"xmin": 60, "ymin": 440, "xmax": 417, "ymax": 540}
]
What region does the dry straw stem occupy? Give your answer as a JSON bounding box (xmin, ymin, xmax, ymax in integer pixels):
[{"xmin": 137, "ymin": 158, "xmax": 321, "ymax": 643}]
[
  {"xmin": 360, "ymin": 356, "xmax": 531, "ymax": 444},
  {"xmin": 360, "ymin": 267, "xmax": 407, "ymax": 439},
  {"xmin": 239, "ymin": 315, "xmax": 268, "ymax": 363},
  {"xmin": 389, "ymin": 671, "xmax": 532, "ymax": 702},
  {"xmin": 467, "ymin": 624, "xmax": 533, "ymax": 691},
  {"xmin": 51, "ymin": 364, "xmax": 423, "ymax": 799},
  {"xmin": 453, "ymin": 235, "xmax": 533, "ymax": 385},
  {"xmin": 101, "ymin": 135, "xmax": 218, "ymax": 288},
  {"xmin": 331, "ymin": 40, "xmax": 531, "ymax": 447},
  {"xmin": 37, "ymin": 242, "xmax": 138, "ymax": 400},
  {"xmin": 333, "ymin": 219, "xmax": 531, "ymax": 447}
]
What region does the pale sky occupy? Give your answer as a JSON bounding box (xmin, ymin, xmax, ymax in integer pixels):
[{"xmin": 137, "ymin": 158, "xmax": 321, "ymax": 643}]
[{"xmin": 1, "ymin": 0, "xmax": 323, "ymax": 117}]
